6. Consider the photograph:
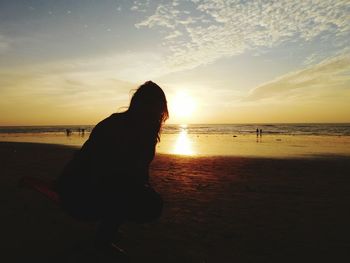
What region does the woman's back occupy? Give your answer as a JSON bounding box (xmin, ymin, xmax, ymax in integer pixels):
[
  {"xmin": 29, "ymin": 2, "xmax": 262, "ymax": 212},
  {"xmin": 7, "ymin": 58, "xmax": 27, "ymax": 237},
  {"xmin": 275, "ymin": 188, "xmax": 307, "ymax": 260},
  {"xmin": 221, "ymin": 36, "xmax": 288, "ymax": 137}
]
[
  {"xmin": 54, "ymin": 81, "xmax": 167, "ymax": 253},
  {"xmin": 56, "ymin": 112, "xmax": 156, "ymax": 216}
]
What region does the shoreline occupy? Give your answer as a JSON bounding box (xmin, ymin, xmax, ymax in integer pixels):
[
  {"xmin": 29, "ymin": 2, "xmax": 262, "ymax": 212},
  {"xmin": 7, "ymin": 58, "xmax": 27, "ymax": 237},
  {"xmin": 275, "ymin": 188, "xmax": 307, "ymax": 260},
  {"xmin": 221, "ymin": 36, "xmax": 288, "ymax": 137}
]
[
  {"xmin": 1, "ymin": 132, "xmax": 350, "ymax": 158},
  {"xmin": 1, "ymin": 139, "xmax": 350, "ymax": 160},
  {"xmin": 1, "ymin": 141, "xmax": 350, "ymax": 262}
]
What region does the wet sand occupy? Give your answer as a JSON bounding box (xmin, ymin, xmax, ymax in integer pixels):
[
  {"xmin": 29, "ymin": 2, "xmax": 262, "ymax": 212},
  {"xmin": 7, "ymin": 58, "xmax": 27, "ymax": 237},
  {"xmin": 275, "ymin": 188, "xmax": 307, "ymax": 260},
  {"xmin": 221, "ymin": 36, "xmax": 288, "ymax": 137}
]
[
  {"xmin": 2, "ymin": 132, "xmax": 350, "ymax": 158},
  {"xmin": 1, "ymin": 141, "xmax": 350, "ymax": 262}
]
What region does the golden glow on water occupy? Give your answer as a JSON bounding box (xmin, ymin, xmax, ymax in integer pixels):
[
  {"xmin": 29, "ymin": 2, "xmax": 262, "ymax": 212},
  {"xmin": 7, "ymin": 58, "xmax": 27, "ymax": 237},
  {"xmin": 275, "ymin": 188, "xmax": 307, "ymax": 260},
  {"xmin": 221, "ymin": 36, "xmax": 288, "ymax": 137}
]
[
  {"xmin": 2, "ymin": 131, "xmax": 350, "ymax": 158},
  {"xmin": 172, "ymin": 126, "xmax": 195, "ymax": 156}
]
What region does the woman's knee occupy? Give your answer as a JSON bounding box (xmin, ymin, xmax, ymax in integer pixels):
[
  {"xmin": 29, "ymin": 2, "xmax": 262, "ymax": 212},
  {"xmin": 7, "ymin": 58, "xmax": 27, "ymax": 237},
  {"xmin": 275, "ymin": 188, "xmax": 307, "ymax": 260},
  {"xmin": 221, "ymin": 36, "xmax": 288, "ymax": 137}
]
[
  {"xmin": 128, "ymin": 188, "xmax": 163, "ymax": 223},
  {"xmin": 146, "ymin": 189, "xmax": 163, "ymax": 220}
]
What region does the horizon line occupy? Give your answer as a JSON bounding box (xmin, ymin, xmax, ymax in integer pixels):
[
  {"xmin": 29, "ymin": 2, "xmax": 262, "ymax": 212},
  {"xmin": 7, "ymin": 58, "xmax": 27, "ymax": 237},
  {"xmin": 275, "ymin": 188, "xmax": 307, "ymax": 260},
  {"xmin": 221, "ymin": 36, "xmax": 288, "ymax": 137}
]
[{"xmin": 1, "ymin": 122, "xmax": 350, "ymax": 127}]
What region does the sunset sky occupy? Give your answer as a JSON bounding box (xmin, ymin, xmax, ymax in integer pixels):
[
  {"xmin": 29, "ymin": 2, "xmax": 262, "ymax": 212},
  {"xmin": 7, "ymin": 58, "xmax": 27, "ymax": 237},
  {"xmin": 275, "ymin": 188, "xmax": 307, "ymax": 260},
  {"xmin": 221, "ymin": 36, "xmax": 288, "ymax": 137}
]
[{"xmin": 0, "ymin": 0, "xmax": 349, "ymax": 125}]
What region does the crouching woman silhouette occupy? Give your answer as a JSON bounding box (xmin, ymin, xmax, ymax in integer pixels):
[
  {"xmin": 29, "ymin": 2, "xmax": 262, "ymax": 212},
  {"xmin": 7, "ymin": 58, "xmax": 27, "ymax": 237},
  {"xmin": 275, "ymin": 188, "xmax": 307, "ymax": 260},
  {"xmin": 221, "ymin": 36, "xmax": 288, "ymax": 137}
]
[{"xmin": 55, "ymin": 81, "xmax": 168, "ymax": 254}]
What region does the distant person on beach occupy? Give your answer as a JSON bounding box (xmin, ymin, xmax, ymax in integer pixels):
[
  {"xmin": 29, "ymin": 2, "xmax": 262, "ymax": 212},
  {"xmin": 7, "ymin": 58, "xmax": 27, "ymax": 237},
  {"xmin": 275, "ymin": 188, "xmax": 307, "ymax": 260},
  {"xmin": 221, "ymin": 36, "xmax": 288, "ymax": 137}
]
[
  {"xmin": 256, "ymin": 128, "xmax": 259, "ymax": 136},
  {"xmin": 65, "ymin": 129, "xmax": 72, "ymax": 136},
  {"xmin": 260, "ymin": 129, "xmax": 263, "ymax": 136},
  {"xmin": 55, "ymin": 81, "xmax": 168, "ymax": 255}
]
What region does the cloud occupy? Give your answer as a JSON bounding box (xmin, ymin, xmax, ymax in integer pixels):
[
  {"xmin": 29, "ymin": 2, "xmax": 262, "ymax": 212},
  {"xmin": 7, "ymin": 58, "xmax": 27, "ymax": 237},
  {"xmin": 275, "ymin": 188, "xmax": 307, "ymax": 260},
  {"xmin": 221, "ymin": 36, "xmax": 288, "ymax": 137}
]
[
  {"xmin": 135, "ymin": 3, "xmax": 179, "ymax": 29},
  {"xmin": 0, "ymin": 59, "xmax": 140, "ymax": 125},
  {"xmin": 245, "ymin": 53, "xmax": 350, "ymax": 102},
  {"xmin": 0, "ymin": 48, "xmax": 174, "ymax": 124},
  {"xmin": 0, "ymin": 34, "xmax": 11, "ymax": 53},
  {"xmin": 0, "ymin": 51, "xmax": 166, "ymax": 111},
  {"xmin": 130, "ymin": 0, "xmax": 150, "ymax": 12},
  {"xmin": 135, "ymin": 0, "xmax": 350, "ymax": 71}
]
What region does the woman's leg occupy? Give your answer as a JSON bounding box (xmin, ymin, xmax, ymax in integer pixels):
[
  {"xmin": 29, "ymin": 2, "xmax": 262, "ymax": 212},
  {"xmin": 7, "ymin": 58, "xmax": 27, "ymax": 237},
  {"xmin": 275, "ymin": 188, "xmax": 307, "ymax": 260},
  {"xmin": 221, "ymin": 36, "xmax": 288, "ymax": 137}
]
[
  {"xmin": 94, "ymin": 195, "xmax": 126, "ymax": 248},
  {"xmin": 94, "ymin": 217, "xmax": 124, "ymax": 248},
  {"xmin": 126, "ymin": 186, "xmax": 163, "ymax": 223},
  {"xmin": 94, "ymin": 186, "xmax": 163, "ymax": 248},
  {"xmin": 94, "ymin": 217, "xmax": 128, "ymax": 259}
]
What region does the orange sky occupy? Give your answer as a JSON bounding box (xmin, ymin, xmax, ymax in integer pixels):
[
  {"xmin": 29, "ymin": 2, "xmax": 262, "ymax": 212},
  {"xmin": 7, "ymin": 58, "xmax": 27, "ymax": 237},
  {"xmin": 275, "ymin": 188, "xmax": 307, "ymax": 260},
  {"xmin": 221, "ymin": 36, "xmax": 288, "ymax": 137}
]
[{"xmin": 0, "ymin": 1, "xmax": 349, "ymax": 125}]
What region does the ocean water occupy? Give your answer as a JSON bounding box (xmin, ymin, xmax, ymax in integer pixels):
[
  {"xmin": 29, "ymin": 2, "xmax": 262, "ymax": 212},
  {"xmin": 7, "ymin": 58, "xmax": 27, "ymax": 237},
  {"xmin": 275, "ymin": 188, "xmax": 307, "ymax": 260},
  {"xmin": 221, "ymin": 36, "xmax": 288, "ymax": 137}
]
[
  {"xmin": 1, "ymin": 123, "xmax": 350, "ymax": 157},
  {"xmin": 1, "ymin": 123, "xmax": 350, "ymax": 136}
]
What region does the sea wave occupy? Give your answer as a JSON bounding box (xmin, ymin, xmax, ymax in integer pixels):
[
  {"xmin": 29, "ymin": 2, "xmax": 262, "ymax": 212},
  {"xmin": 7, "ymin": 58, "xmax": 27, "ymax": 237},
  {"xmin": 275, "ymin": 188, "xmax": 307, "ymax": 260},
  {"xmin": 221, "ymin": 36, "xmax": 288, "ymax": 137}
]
[{"xmin": 1, "ymin": 123, "xmax": 350, "ymax": 136}]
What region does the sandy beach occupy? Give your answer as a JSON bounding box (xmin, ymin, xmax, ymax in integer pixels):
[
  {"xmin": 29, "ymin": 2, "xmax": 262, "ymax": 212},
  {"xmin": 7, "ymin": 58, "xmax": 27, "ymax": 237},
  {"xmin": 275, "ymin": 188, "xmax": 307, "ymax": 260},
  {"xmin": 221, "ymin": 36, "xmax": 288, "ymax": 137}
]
[
  {"xmin": 1, "ymin": 141, "xmax": 350, "ymax": 262},
  {"xmin": 2, "ymin": 0, "xmax": 349, "ymax": 262}
]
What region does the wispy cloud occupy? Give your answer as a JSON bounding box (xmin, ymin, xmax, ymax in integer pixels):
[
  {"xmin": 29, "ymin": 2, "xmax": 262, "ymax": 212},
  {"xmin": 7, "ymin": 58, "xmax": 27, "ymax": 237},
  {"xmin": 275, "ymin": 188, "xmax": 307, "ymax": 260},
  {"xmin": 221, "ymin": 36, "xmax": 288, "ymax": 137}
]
[
  {"xmin": 0, "ymin": 51, "xmax": 164, "ymax": 115},
  {"xmin": 0, "ymin": 34, "xmax": 12, "ymax": 53},
  {"xmin": 245, "ymin": 53, "xmax": 350, "ymax": 102},
  {"xmin": 130, "ymin": 0, "xmax": 150, "ymax": 12},
  {"xmin": 135, "ymin": 0, "xmax": 350, "ymax": 71}
]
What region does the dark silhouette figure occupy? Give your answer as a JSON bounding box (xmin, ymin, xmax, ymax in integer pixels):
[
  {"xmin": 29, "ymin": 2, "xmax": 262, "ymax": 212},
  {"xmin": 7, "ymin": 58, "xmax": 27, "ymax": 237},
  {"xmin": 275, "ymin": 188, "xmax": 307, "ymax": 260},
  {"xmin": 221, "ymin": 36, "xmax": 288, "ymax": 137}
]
[
  {"xmin": 55, "ymin": 81, "xmax": 169, "ymax": 254},
  {"xmin": 260, "ymin": 129, "xmax": 263, "ymax": 137},
  {"xmin": 256, "ymin": 128, "xmax": 259, "ymax": 137},
  {"xmin": 66, "ymin": 128, "xmax": 72, "ymax": 136}
]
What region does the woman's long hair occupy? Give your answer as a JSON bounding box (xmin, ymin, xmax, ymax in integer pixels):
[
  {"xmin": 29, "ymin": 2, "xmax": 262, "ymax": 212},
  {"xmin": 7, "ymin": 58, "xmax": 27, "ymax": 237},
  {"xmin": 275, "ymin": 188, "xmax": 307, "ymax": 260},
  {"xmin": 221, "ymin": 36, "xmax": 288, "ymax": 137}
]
[{"xmin": 127, "ymin": 81, "xmax": 169, "ymax": 142}]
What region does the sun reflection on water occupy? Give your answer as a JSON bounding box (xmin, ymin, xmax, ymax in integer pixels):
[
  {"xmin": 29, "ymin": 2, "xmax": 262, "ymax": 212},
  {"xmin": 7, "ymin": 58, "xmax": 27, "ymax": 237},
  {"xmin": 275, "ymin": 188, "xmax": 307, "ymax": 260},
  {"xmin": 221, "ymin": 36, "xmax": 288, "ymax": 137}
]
[{"xmin": 172, "ymin": 125, "xmax": 195, "ymax": 156}]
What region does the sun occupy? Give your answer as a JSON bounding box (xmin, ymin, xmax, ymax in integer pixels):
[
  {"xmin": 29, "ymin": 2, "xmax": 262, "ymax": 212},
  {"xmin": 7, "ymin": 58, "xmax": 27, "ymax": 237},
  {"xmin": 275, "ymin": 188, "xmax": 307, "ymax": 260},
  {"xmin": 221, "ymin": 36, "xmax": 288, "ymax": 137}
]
[{"xmin": 170, "ymin": 91, "xmax": 196, "ymax": 121}]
